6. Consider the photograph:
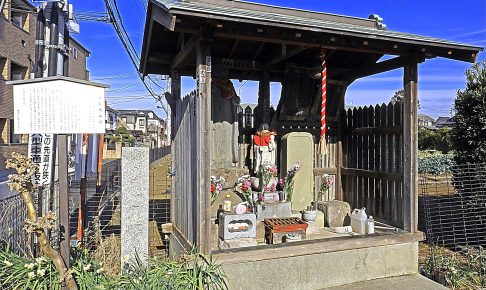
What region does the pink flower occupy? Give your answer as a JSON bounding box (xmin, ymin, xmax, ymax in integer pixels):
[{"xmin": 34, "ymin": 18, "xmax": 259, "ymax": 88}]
[{"xmin": 279, "ymin": 178, "xmax": 286, "ymax": 187}]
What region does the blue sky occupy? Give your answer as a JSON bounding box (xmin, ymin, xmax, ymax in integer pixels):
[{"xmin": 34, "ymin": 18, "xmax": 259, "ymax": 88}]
[{"xmin": 67, "ymin": 0, "xmax": 485, "ymax": 119}]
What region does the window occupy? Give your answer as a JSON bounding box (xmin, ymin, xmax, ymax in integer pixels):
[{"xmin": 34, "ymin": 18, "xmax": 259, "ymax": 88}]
[
  {"xmin": 0, "ymin": 58, "xmax": 7, "ymax": 80},
  {"xmin": 139, "ymin": 119, "xmax": 145, "ymax": 127},
  {"xmin": 11, "ymin": 11, "xmax": 25, "ymax": 29},
  {"xmin": 73, "ymin": 47, "xmax": 78, "ymax": 59},
  {"xmin": 10, "ymin": 62, "xmax": 26, "ymax": 80},
  {"xmin": 122, "ymin": 117, "xmax": 127, "ymax": 124}
]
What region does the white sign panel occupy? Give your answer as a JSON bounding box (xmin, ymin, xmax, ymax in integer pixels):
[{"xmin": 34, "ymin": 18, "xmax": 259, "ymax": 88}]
[
  {"xmin": 13, "ymin": 79, "xmax": 106, "ymax": 134},
  {"xmin": 28, "ymin": 134, "xmax": 55, "ymax": 186}
]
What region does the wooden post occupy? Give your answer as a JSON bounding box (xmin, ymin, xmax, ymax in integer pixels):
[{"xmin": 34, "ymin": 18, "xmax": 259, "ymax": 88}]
[
  {"xmin": 258, "ymin": 70, "xmax": 270, "ymax": 124},
  {"xmin": 403, "ymin": 62, "xmax": 418, "ymax": 232},
  {"xmin": 335, "ymin": 88, "xmax": 346, "ymax": 201},
  {"xmin": 196, "ymin": 40, "xmax": 211, "ymax": 253},
  {"xmin": 170, "ymin": 70, "xmax": 180, "ymax": 227}
]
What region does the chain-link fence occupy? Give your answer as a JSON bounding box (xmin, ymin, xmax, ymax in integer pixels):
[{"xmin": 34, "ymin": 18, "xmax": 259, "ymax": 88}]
[{"xmin": 420, "ymin": 162, "xmax": 486, "ymax": 288}]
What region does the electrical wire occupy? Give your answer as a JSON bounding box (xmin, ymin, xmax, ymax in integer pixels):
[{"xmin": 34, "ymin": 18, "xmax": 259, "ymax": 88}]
[
  {"xmin": 91, "ymin": 72, "xmax": 137, "ymax": 80},
  {"xmin": 104, "ymin": 0, "xmax": 168, "ymax": 116}
]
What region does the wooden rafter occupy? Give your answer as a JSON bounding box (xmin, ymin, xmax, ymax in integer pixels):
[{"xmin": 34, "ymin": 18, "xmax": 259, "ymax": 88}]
[
  {"xmin": 335, "ymin": 55, "xmax": 424, "ymax": 81},
  {"xmin": 264, "ymin": 46, "xmax": 308, "ymax": 68},
  {"xmin": 171, "ymin": 30, "xmax": 202, "ymax": 71},
  {"xmin": 253, "ymin": 42, "xmax": 265, "ymax": 59},
  {"xmin": 228, "ymin": 39, "xmax": 240, "ymax": 57}
]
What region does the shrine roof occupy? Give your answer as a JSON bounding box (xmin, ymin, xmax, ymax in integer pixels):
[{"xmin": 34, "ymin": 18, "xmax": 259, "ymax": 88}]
[{"xmin": 141, "ymin": 0, "xmax": 483, "ymax": 76}]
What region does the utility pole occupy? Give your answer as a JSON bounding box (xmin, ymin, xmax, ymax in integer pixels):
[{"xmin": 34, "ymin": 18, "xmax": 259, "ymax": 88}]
[{"xmin": 44, "ymin": 0, "xmax": 71, "ymax": 272}]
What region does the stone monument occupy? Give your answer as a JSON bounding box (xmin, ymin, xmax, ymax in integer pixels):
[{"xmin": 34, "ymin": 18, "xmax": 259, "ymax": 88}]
[
  {"xmin": 253, "ymin": 123, "xmax": 277, "ymax": 174},
  {"xmin": 281, "ymin": 132, "xmax": 314, "ymax": 211},
  {"xmin": 211, "ymin": 66, "xmax": 240, "ymax": 168},
  {"xmin": 121, "ymin": 147, "xmax": 149, "ymax": 268}
]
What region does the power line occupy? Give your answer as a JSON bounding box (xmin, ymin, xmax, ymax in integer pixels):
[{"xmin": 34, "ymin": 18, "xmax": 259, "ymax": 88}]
[
  {"xmin": 91, "ymin": 72, "xmax": 137, "ymax": 80},
  {"xmin": 104, "ymin": 0, "xmax": 169, "ymax": 116}
]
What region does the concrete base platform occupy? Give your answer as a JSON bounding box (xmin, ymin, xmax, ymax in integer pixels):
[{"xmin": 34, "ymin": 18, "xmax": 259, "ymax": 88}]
[
  {"xmin": 323, "ymin": 274, "xmax": 447, "ymax": 290},
  {"xmin": 220, "ymin": 240, "xmax": 420, "ymax": 290}
]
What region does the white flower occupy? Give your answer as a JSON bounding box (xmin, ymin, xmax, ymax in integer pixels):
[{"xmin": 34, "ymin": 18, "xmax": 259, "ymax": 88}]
[
  {"xmin": 24, "ymin": 263, "xmax": 35, "ymax": 270},
  {"xmin": 27, "ymin": 271, "xmax": 36, "ymax": 278},
  {"xmin": 3, "ymin": 259, "xmax": 13, "ymax": 267},
  {"xmin": 138, "ymin": 276, "xmax": 143, "ymax": 281},
  {"xmin": 83, "ymin": 264, "xmax": 91, "ymax": 271},
  {"xmin": 122, "ymin": 255, "xmax": 129, "ymax": 262},
  {"xmin": 96, "ymin": 267, "xmax": 104, "ymax": 274},
  {"xmin": 35, "ymin": 257, "xmax": 46, "ymax": 264},
  {"xmin": 36, "ymin": 269, "xmax": 46, "ymax": 277},
  {"xmin": 167, "ymin": 270, "xmax": 173, "ymax": 275}
]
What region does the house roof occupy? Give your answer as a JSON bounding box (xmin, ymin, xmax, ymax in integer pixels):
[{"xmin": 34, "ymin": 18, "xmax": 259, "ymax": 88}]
[
  {"xmin": 418, "ymin": 114, "xmax": 435, "ymax": 122},
  {"xmin": 117, "ymin": 109, "xmax": 161, "ymax": 120},
  {"xmin": 435, "ymin": 116, "xmax": 454, "ymax": 127},
  {"xmin": 141, "ymin": 0, "xmax": 483, "ymax": 75}
]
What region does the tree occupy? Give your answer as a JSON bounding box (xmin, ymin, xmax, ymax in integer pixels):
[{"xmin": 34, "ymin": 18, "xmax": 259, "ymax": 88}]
[
  {"xmin": 390, "ymin": 89, "xmax": 420, "ymax": 108},
  {"xmin": 6, "ymin": 153, "xmax": 78, "ymax": 289},
  {"xmin": 390, "ymin": 89, "xmax": 404, "ymax": 104},
  {"xmin": 452, "ymin": 60, "xmax": 486, "ymax": 164}
]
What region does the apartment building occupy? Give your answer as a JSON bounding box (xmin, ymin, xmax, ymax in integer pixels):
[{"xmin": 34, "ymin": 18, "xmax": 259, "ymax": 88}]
[{"xmin": 0, "ymin": 0, "xmax": 90, "ymax": 169}]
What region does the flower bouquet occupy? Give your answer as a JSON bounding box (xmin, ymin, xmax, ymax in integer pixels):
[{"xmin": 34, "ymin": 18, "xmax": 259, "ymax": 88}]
[
  {"xmin": 282, "ymin": 162, "xmax": 300, "ymax": 202},
  {"xmin": 235, "ymin": 175, "xmax": 253, "ymax": 207},
  {"xmin": 318, "ymin": 174, "xmax": 335, "ymax": 201},
  {"xmin": 210, "ymin": 176, "xmax": 226, "ymax": 204}
]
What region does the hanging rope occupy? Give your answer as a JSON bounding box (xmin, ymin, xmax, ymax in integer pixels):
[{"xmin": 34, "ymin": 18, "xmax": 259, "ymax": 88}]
[{"xmin": 319, "ymin": 48, "xmax": 328, "ymax": 155}]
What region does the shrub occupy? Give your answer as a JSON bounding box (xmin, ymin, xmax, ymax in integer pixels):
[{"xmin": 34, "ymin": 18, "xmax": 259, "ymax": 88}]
[
  {"xmin": 418, "ymin": 153, "xmax": 455, "ymax": 175},
  {"xmin": 0, "ymin": 245, "xmax": 227, "ymax": 290},
  {"xmin": 452, "ymin": 60, "xmax": 486, "ymax": 165}
]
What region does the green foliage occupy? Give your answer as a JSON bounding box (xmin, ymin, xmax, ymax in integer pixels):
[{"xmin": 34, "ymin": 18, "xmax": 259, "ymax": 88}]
[
  {"xmin": 422, "ymin": 245, "xmax": 482, "ymax": 289},
  {"xmin": 116, "ymin": 127, "xmax": 129, "ymax": 135},
  {"xmin": 0, "ymin": 246, "xmax": 112, "ymax": 290},
  {"xmin": 0, "ymin": 245, "xmax": 227, "ymax": 290},
  {"xmin": 109, "ymin": 135, "xmax": 122, "ymax": 143},
  {"xmin": 418, "ymin": 127, "xmax": 453, "ymax": 153},
  {"xmin": 452, "ymin": 60, "xmax": 486, "ymax": 165},
  {"xmin": 120, "ymin": 249, "xmax": 227, "ymax": 290},
  {"xmin": 418, "ymin": 153, "xmax": 454, "ymax": 175}
]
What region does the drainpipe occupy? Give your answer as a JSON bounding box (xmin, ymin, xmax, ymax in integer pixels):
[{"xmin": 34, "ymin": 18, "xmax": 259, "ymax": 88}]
[
  {"xmin": 47, "ymin": 3, "xmax": 58, "ymax": 77},
  {"xmin": 34, "ymin": 8, "xmax": 45, "ymax": 78}
]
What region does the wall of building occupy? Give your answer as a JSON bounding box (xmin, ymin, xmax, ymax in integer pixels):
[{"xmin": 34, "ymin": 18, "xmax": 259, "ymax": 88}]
[
  {"xmin": 68, "ymin": 39, "xmax": 89, "ymax": 80},
  {"xmin": 0, "ymin": 1, "xmax": 36, "ymax": 119}
]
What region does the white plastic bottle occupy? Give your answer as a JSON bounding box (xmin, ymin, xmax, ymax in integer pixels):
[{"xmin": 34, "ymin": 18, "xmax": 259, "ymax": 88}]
[
  {"xmin": 351, "ymin": 208, "xmax": 367, "ymax": 234},
  {"xmin": 367, "ymin": 216, "xmax": 375, "ymax": 234}
]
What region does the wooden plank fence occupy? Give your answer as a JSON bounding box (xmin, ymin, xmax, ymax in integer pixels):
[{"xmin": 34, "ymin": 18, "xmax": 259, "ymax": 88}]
[
  {"xmin": 172, "ymin": 90, "xmax": 198, "ymax": 245},
  {"xmin": 342, "ymin": 102, "xmax": 404, "ymax": 227}
]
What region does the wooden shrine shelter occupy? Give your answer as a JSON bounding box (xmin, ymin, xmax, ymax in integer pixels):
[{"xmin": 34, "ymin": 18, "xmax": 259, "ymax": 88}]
[{"xmin": 140, "ymin": 0, "xmax": 482, "ymax": 288}]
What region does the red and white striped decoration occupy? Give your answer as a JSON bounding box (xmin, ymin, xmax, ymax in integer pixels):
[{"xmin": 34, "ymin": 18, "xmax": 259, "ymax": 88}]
[{"xmin": 320, "ymin": 48, "xmax": 327, "ymax": 139}]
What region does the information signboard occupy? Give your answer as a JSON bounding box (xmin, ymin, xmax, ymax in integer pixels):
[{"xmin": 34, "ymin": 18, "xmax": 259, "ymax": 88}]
[
  {"xmin": 10, "ymin": 77, "xmax": 108, "ymax": 134},
  {"xmin": 28, "ymin": 133, "xmax": 55, "ymax": 185}
]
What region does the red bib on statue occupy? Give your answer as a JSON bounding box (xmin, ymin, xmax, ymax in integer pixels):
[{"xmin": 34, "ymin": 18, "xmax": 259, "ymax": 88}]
[{"xmin": 253, "ymin": 135, "xmax": 271, "ymax": 146}]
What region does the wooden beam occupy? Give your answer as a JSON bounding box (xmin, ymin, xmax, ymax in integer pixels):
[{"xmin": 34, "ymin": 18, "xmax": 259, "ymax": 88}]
[
  {"xmin": 228, "ymin": 39, "xmax": 240, "ymax": 58},
  {"xmin": 403, "ymin": 62, "xmax": 419, "ymax": 233},
  {"xmin": 172, "ymin": 30, "xmax": 202, "ymax": 71},
  {"xmin": 214, "ymin": 31, "xmax": 403, "ymax": 56},
  {"xmin": 341, "ymin": 168, "xmax": 403, "ymax": 182},
  {"xmin": 195, "ymin": 39, "xmax": 212, "ymax": 253},
  {"xmin": 152, "ymin": 4, "xmax": 175, "ymax": 31},
  {"xmin": 313, "ymin": 167, "xmax": 338, "ymax": 175},
  {"xmin": 336, "ymin": 56, "xmax": 421, "ymax": 81},
  {"xmin": 253, "ymin": 42, "xmax": 265, "ymax": 59},
  {"xmin": 264, "ymin": 46, "xmax": 308, "ymax": 68}
]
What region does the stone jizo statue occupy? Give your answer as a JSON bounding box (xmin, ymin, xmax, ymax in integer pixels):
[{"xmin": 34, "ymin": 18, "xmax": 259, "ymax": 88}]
[{"xmin": 253, "ymin": 123, "xmax": 277, "ymax": 174}]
